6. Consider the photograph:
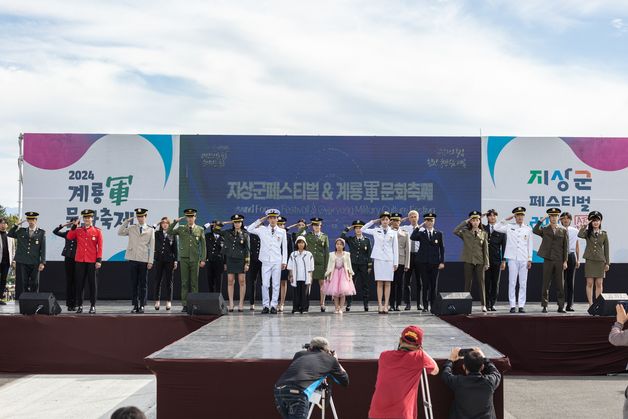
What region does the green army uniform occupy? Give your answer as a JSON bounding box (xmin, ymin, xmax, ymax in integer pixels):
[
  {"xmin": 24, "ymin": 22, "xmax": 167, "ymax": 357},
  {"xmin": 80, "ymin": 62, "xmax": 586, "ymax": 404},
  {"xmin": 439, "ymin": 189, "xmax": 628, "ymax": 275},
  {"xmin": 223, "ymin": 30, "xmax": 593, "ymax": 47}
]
[
  {"xmin": 168, "ymin": 216, "xmax": 207, "ymax": 307},
  {"xmin": 453, "ymin": 217, "xmax": 489, "ymax": 307},
  {"xmin": 578, "ymin": 210, "xmax": 610, "ymax": 278},
  {"xmin": 299, "ymin": 228, "xmax": 329, "ymax": 281},
  {"xmin": 8, "ymin": 212, "xmax": 46, "ymax": 296},
  {"xmin": 533, "ymin": 208, "xmax": 568, "ymax": 311}
]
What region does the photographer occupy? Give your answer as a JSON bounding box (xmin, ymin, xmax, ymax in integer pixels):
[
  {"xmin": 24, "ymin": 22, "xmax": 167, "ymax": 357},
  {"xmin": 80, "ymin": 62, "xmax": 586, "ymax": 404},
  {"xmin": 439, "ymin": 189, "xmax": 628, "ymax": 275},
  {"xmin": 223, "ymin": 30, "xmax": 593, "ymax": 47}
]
[
  {"xmin": 274, "ymin": 337, "xmax": 348, "ymax": 419},
  {"xmin": 608, "ymin": 304, "xmax": 628, "ymax": 416},
  {"xmin": 369, "ymin": 325, "xmax": 439, "ymax": 419},
  {"xmin": 441, "ymin": 347, "xmax": 501, "ymax": 419}
]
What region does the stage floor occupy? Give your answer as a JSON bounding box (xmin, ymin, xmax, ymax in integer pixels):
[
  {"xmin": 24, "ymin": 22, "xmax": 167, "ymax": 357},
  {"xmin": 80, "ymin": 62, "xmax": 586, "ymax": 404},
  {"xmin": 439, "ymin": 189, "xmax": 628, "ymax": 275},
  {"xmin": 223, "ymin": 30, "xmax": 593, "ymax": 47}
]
[
  {"xmin": 0, "ymin": 299, "xmax": 596, "ymax": 317},
  {"xmin": 148, "ymin": 311, "xmax": 504, "ymax": 360}
]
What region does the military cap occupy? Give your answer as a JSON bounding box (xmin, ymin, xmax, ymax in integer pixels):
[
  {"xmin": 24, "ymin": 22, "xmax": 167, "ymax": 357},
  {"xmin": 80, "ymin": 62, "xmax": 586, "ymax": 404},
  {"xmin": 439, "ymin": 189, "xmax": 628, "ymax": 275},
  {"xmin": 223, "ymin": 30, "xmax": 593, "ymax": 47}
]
[
  {"xmin": 231, "ymin": 214, "xmax": 245, "ymax": 222},
  {"xmin": 486, "ymin": 209, "xmax": 498, "ymax": 216},
  {"xmin": 297, "ymin": 218, "xmax": 307, "ymax": 224},
  {"xmin": 134, "ymin": 208, "xmax": 148, "ymax": 216},
  {"xmin": 265, "ymin": 208, "xmax": 280, "ymax": 217},
  {"xmin": 277, "ymin": 216, "xmax": 287, "ymax": 225},
  {"xmin": 390, "ymin": 212, "xmax": 402, "ymax": 221},
  {"xmin": 310, "ymin": 217, "xmax": 323, "ymax": 225},
  {"xmin": 423, "ymin": 212, "xmax": 437, "ymax": 220},
  {"xmin": 512, "ymin": 206, "xmax": 526, "ymax": 215},
  {"xmin": 80, "ymin": 209, "xmax": 94, "ymax": 217},
  {"xmin": 351, "ymin": 220, "xmax": 366, "ymax": 227},
  {"xmin": 184, "ymin": 209, "xmax": 198, "ymax": 216},
  {"xmin": 546, "ymin": 208, "xmax": 561, "ymax": 215},
  {"xmin": 588, "ymin": 211, "xmax": 603, "ymax": 221},
  {"xmin": 379, "ymin": 211, "xmax": 391, "ymax": 219},
  {"xmin": 25, "ymin": 211, "xmax": 39, "ymax": 219},
  {"xmin": 468, "ymin": 210, "xmax": 482, "ymax": 219},
  {"xmin": 211, "ymin": 220, "xmax": 223, "ymax": 230}
]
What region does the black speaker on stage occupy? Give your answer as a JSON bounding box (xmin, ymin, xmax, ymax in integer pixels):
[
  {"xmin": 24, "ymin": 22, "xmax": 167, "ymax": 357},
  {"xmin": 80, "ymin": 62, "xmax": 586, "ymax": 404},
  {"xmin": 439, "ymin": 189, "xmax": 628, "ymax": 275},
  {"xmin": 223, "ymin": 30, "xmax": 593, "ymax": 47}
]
[
  {"xmin": 187, "ymin": 292, "xmax": 227, "ymax": 315},
  {"xmin": 19, "ymin": 292, "xmax": 62, "ymax": 315},
  {"xmin": 588, "ymin": 293, "xmax": 628, "ymax": 316},
  {"xmin": 431, "ymin": 292, "xmax": 472, "ymax": 315}
]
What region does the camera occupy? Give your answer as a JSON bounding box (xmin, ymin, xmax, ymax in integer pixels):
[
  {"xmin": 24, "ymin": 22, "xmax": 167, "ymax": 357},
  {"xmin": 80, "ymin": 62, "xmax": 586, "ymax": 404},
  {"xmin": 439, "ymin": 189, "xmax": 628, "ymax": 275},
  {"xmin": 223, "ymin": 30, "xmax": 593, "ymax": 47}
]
[{"xmin": 458, "ymin": 348, "xmax": 473, "ymax": 357}]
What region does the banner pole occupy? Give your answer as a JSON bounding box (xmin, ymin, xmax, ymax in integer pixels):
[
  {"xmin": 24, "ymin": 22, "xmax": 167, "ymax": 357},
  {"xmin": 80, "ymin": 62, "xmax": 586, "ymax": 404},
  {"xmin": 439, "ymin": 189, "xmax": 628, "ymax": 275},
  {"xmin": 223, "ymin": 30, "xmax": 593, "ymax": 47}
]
[{"xmin": 17, "ymin": 133, "xmax": 23, "ymax": 217}]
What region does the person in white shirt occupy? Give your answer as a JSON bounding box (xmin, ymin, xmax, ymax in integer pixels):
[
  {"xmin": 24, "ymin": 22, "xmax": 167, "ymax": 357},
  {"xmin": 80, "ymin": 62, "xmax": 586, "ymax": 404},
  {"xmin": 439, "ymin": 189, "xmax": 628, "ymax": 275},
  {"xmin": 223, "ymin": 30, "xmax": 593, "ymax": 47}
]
[
  {"xmin": 362, "ymin": 211, "xmax": 398, "ymax": 314},
  {"xmin": 493, "ymin": 206, "xmax": 533, "ymax": 313},
  {"xmin": 390, "ymin": 213, "xmax": 411, "ymax": 311},
  {"xmin": 246, "ymin": 209, "xmax": 288, "ymax": 314},
  {"xmin": 287, "ymin": 236, "xmax": 314, "ymax": 314},
  {"xmin": 559, "ymin": 212, "xmax": 580, "ymax": 312},
  {"xmin": 400, "ymin": 210, "xmax": 423, "ymax": 311}
]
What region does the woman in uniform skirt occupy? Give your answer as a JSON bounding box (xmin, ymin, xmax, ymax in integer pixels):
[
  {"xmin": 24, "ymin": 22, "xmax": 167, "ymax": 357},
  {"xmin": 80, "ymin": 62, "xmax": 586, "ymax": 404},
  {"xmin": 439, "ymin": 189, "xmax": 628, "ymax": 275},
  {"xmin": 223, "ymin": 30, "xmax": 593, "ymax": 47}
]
[
  {"xmin": 153, "ymin": 217, "xmax": 178, "ymax": 311},
  {"xmin": 578, "ymin": 211, "xmax": 610, "ymax": 306},
  {"xmin": 453, "ymin": 211, "xmax": 490, "ymax": 312},
  {"xmin": 363, "ymin": 212, "xmax": 399, "ymax": 314},
  {"xmin": 221, "ymin": 214, "xmax": 250, "ymax": 312}
]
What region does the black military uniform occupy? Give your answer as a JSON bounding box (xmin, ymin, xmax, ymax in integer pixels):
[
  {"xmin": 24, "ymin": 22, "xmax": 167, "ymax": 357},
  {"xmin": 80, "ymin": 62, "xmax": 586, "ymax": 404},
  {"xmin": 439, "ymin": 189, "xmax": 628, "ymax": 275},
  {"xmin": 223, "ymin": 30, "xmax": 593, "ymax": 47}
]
[
  {"xmin": 221, "ymin": 215, "xmax": 250, "ymax": 273},
  {"xmin": 8, "ymin": 212, "xmax": 46, "ymax": 298},
  {"xmin": 341, "ymin": 220, "xmax": 372, "ymax": 311},
  {"xmin": 53, "ymin": 223, "xmax": 78, "ymax": 310},
  {"xmin": 484, "ymin": 210, "xmax": 506, "ymax": 311},
  {"xmin": 247, "ymin": 232, "xmax": 262, "ymax": 309},
  {"xmin": 410, "ymin": 213, "xmax": 444, "ymax": 312},
  {"xmin": 204, "ymin": 221, "xmax": 225, "ymax": 293},
  {"xmin": 153, "ymin": 222, "xmax": 178, "ymax": 307}
]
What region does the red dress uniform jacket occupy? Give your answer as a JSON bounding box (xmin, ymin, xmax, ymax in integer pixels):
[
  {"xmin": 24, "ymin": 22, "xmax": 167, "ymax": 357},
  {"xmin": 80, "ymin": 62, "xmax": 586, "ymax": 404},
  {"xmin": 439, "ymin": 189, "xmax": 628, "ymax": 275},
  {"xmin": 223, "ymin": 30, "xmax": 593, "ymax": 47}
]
[{"xmin": 67, "ymin": 226, "xmax": 103, "ymax": 263}]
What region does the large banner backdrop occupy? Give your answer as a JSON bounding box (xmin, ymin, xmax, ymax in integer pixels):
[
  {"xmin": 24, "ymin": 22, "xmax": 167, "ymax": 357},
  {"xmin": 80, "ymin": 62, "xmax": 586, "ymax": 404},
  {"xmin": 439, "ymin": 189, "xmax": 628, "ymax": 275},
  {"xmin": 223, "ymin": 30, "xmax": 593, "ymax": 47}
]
[
  {"xmin": 22, "ymin": 134, "xmax": 628, "ymax": 263},
  {"xmin": 23, "ymin": 134, "xmax": 180, "ymax": 261},
  {"xmin": 482, "ymin": 136, "xmax": 628, "ymax": 263}
]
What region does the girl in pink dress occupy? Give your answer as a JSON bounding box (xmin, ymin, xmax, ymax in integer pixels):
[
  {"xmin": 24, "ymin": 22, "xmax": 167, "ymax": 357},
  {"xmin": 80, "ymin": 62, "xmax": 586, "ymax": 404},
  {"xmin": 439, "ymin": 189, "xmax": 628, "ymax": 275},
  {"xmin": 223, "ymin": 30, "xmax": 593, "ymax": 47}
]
[{"xmin": 322, "ymin": 238, "xmax": 356, "ymax": 313}]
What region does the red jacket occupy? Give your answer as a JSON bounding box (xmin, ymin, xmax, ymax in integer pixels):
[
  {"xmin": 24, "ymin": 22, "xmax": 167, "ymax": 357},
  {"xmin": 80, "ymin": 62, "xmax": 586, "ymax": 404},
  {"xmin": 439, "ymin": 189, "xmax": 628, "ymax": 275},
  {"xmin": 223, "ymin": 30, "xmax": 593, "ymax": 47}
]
[{"xmin": 67, "ymin": 226, "xmax": 103, "ymax": 263}]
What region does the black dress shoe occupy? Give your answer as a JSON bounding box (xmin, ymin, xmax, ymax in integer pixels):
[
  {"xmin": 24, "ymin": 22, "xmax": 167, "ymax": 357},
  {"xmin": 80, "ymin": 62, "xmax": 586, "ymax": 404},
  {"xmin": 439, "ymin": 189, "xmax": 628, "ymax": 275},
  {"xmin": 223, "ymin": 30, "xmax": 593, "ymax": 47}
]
[
  {"xmin": 0, "ymin": 301, "xmax": 6, "ymax": 305},
  {"xmin": 261, "ymin": 307, "xmax": 270, "ymax": 314},
  {"xmin": 518, "ymin": 308, "xmax": 526, "ymax": 313},
  {"xmin": 138, "ymin": 306, "xmax": 145, "ymax": 313},
  {"xmin": 417, "ymin": 305, "xmax": 424, "ymax": 311},
  {"xmin": 364, "ymin": 305, "xmax": 369, "ymax": 312},
  {"xmin": 131, "ymin": 306, "xmax": 138, "ymax": 314},
  {"xmin": 88, "ymin": 306, "xmax": 96, "ymax": 314},
  {"xmin": 320, "ymin": 306, "xmax": 326, "ymax": 313},
  {"xmin": 566, "ymin": 307, "xmax": 574, "ymax": 312},
  {"xmin": 404, "ymin": 304, "xmax": 411, "ymax": 311},
  {"xmin": 509, "ymin": 307, "xmax": 516, "ymax": 313},
  {"xmin": 491, "ymin": 307, "xmax": 497, "ymax": 312},
  {"xmin": 345, "ymin": 306, "xmax": 351, "ymax": 312},
  {"xmin": 557, "ymin": 308, "xmax": 566, "ymax": 313},
  {"xmin": 67, "ymin": 306, "xmax": 76, "ymax": 312},
  {"xmin": 422, "ymin": 308, "xmax": 429, "ymax": 313},
  {"xmin": 542, "ymin": 307, "xmax": 548, "ymax": 313},
  {"xmin": 76, "ymin": 306, "xmax": 83, "ymax": 314},
  {"xmin": 270, "ymin": 307, "xmax": 277, "ymax": 314},
  {"xmin": 182, "ymin": 306, "xmax": 188, "ymax": 313}
]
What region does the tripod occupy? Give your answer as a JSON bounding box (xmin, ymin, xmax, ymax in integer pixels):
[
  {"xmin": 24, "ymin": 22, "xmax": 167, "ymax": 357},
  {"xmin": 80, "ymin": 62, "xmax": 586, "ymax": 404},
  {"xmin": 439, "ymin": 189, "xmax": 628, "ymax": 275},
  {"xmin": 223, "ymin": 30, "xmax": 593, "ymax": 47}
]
[
  {"xmin": 307, "ymin": 382, "xmax": 339, "ymax": 419},
  {"xmin": 420, "ymin": 367, "xmax": 434, "ymax": 419}
]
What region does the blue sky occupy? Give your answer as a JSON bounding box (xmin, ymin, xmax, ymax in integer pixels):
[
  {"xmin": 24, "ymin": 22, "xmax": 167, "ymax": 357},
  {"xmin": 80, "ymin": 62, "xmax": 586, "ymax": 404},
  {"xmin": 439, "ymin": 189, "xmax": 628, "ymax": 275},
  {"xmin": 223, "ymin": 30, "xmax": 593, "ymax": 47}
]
[{"xmin": 1, "ymin": 0, "xmax": 628, "ymax": 209}]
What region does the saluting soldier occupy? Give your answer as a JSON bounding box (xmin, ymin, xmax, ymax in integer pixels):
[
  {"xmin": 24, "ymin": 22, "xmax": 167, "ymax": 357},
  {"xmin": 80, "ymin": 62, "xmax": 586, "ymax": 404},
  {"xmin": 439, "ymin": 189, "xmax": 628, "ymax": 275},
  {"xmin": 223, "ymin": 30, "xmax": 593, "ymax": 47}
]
[
  {"xmin": 118, "ymin": 208, "xmax": 155, "ymax": 314},
  {"xmin": 390, "ymin": 213, "xmax": 411, "ymax": 311},
  {"xmin": 299, "ymin": 217, "xmax": 329, "ymax": 312},
  {"xmin": 220, "ymin": 214, "xmax": 250, "ymax": 312},
  {"xmin": 578, "ymin": 211, "xmax": 610, "ymax": 306},
  {"xmin": 400, "ymin": 210, "xmax": 423, "ymax": 311},
  {"xmin": 453, "ymin": 211, "xmax": 490, "ymax": 312},
  {"xmin": 277, "ymin": 216, "xmax": 293, "ymax": 313},
  {"xmin": 247, "ymin": 233, "xmax": 262, "ymax": 311},
  {"xmin": 0, "ymin": 218, "xmax": 16, "ymax": 305},
  {"xmin": 168, "ymin": 209, "xmax": 207, "ymax": 313},
  {"xmin": 8, "ymin": 211, "xmax": 46, "ymax": 298},
  {"xmin": 66, "ymin": 209, "xmax": 103, "ymax": 314},
  {"xmin": 494, "ymin": 207, "xmax": 533, "ymax": 313},
  {"xmin": 483, "ymin": 209, "xmax": 506, "ymax": 312},
  {"xmin": 410, "ymin": 212, "xmax": 445, "ymax": 313},
  {"xmin": 204, "ymin": 220, "xmax": 225, "ymax": 293},
  {"xmin": 53, "ymin": 219, "xmax": 78, "ymax": 311},
  {"xmin": 340, "ymin": 220, "xmax": 373, "ymax": 311},
  {"xmin": 559, "ymin": 212, "xmax": 580, "ymax": 312},
  {"xmin": 533, "ymin": 208, "xmax": 568, "ymax": 313}
]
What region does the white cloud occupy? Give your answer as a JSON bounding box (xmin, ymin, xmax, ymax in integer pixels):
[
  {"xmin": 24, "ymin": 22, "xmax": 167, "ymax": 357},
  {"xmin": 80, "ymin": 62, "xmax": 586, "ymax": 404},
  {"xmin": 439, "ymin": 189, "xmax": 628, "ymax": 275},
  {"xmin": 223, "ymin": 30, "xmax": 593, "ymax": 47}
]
[{"xmin": 1, "ymin": 0, "xmax": 628, "ymax": 208}]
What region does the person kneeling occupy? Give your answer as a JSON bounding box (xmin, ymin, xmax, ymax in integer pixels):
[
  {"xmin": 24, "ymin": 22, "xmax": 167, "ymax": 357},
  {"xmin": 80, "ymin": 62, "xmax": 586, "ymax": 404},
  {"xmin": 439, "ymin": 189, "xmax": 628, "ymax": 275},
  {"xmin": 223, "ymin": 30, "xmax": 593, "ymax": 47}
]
[
  {"xmin": 442, "ymin": 347, "xmax": 501, "ymax": 419},
  {"xmin": 274, "ymin": 337, "xmax": 349, "ymax": 419}
]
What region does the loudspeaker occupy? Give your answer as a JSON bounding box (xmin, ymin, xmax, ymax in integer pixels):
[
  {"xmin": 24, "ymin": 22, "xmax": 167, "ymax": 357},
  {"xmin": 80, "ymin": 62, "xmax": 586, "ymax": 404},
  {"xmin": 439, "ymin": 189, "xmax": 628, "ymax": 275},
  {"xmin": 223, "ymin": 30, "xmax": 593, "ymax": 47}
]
[
  {"xmin": 19, "ymin": 292, "xmax": 62, "ymax": 315},
  {"xmin": 187, "ymin": 292, "xmax": 227, "ymax": 315},
  {"xmin": 431, "ymin": 292, "xmax": 472, "ymax": 315},
  {"xmin": 588, "ymin": 293, "xmax": 628, "ymax": 316}
]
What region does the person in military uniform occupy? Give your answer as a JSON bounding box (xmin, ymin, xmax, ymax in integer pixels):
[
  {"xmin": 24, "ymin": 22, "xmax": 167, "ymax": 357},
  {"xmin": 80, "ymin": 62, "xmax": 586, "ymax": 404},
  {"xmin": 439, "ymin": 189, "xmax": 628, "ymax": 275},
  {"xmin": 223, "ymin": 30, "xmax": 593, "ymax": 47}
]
[
  {"xmin": 66, "ymin": 209, "xmax": 103, "ymax": 314},
  {"xmin": 400, "ymin": 210, "xmax": 423, "ymax": 311},
  {"xmin": 8, "ymin": 211, "xmax": 46, "ymax": 297},
  {"xmin": 204, "ymin": 220, "xmax": 225, "ymax": 294},
  {"xmin": 340, "ymin": 220, "xmax": 373, "ymax": 311},
  {"xmin": 483, "ymin": 209, "xmax": 506, "ymax": 312},
  {"xmin": 152, "ymin": 216, "xmax": 178, "ymax": 311},
  {"xmin": 410, "ymin": 212, "xmax": 445, "ymax": 313},
  {"xmin": 559, "ymin": 212, "xmax": 580, "ymax": 312},
  {"xmin": 168, "ymin": 209, "xmax": 207, "ymax": 312},
  {"xmin": 494, "ymin": 207, "xmax": 533, "ymax": 313},
  {"xmin": 578, "ymin": 211, "xmax": 610, "ymax": 306},
  {"xmin": 299, "ymin": 217, "xmax": 329, "ymax": 312},
  {"xmin": 0, "ymin": 218, "xmax": 16, "ymax": 305},
  {"xmin": 390, "ymin": 213, "xmax": 411, "ymax": 311},
  {"xmin": 533, "ymin": 207, "xmax": 569, "ymax": 313},
  {"xmin": 453, "ymin": 211, "xmax": 490, "ymax": 312},
  {"xmin": 119, "ymin": 208, "xmax": 155, "ymax": 314},
  {"xmin": 277, "ymin": 216, "xmax": 294, "ymax": 313},
  {"xmin": 53, "ymin": 219, "xmax": 78, "ymax": 311},
  {"xmin": 220, "ymin": 214, "xmax": 250, "ymax": 312},
  {"xmin": 247, "ymin": 232, "xmax": 262, "ymax": 311}
]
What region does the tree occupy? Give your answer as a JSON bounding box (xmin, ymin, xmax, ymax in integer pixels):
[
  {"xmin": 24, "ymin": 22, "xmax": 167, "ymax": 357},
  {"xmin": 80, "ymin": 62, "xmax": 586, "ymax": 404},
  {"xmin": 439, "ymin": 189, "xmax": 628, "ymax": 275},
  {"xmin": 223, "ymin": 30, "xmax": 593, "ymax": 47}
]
[{"xmin": 0, "ymin": 205, "xmax": 18, "ymax": 228}]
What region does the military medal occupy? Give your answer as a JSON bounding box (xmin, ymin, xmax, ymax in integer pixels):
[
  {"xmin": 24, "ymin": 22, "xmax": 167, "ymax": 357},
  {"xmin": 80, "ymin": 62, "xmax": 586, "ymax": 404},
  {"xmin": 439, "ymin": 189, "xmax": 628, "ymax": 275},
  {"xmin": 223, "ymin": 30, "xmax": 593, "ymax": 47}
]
[
  {"xmin": 435, "ymin": 240, "xmax": 438, "ymax": 244},
  {"xmin": 35, "ymin": 240, "xmax": 39, "ymax": 244}
]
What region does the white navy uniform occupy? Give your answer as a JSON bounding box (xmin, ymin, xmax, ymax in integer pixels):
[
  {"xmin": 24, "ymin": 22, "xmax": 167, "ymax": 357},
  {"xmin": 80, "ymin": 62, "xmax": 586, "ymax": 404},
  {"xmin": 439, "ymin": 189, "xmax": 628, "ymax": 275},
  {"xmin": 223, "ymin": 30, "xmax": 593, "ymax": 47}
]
[
  {"xmin": 246, "ymin": 220, "xmax": 288, "ymax": 309},
  {"xmin": 362, "ymin": 220, "xmax": 398, "ymax": 281},
  {"xmin": 493, "ymin": 220, "xmax": 533, "ymax": 308}
]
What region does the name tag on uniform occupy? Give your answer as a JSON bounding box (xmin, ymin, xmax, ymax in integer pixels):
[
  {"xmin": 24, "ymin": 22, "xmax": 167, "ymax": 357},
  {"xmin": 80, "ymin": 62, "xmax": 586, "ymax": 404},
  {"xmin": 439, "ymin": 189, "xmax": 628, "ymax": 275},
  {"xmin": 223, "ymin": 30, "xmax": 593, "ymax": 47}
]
[{"xmin": 434, "ymin": 240, "xmax": 439, "ymax": 244}]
